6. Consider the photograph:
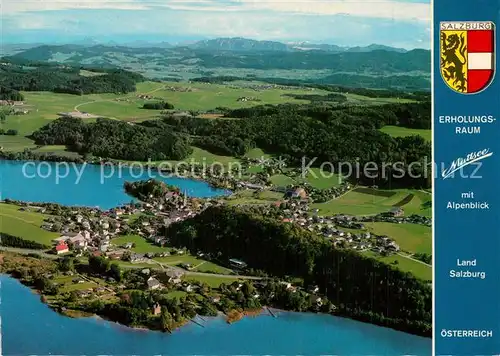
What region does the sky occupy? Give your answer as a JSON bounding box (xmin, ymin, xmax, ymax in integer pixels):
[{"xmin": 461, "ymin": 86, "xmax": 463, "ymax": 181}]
[{"xmin": 1, "ymin": 0, "xmax": 431, "ymax": 49}]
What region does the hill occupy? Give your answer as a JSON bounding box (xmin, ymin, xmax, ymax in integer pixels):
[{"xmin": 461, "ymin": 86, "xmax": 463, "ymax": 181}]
[{"xmin": 7, "ymin": 41, "xmax": 430, "ymax": 90}]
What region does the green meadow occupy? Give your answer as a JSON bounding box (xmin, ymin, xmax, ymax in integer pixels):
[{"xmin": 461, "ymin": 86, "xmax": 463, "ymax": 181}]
[
  {"xmin": 363, "ymin": 251, "xmax": 432, "ymax": 281},
  {"xmin": 380, "ymin": 125, "xmax": 432, "ymax": 141},
  {"xmin": 269, "ymin": 168, "xmax": 343, "ymax": 190},
  {"xmin": 111, "ymin": 234, "xmax": 171, "ymax": 254},
  {"xmin": 312, "ymin": 188, "xmax": 431, "ymax": 216},
  {"xmin": 364, "ymin": 222, "xmax": 432, "ymax": 254},
  {"xmin": 181, "ymin": 274, "xmax": 243, "ymax": 288},
  {"xmin": 0, "ymin": 203, "xmax": 58, "ymax": 245}
]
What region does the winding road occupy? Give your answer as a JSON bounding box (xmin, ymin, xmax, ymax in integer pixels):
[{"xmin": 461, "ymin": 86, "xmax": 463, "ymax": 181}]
[{"xmin": 397, "ymin": 252, "xmax": 431, "ymax": 267}]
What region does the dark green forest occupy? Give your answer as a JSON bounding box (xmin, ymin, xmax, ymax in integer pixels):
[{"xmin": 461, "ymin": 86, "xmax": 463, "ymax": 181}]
[
  {"xmin": 165, "ymin": 205, "xmax": 432, "ymax": 336},
  {"xmin": 0, "ymin": 60, "xmax": 144, "ymax": 95},
  {"xmin": 31, "ymin": 101, "xmax": 431, "ymax": 187},
  {"xmin": 31, "ymin": 117, "xmax": 192, "ymax": 161},
  {"xmin": 0, "ymin": 233, "xmax": 49, "ymax": 250},
  {"xmin": 0, "ymin": 86, "xmax": 24, "ymax": 101}
]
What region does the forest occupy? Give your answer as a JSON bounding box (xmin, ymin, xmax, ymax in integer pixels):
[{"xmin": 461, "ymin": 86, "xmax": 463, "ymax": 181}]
[
  {"xmin": 164, "ymin": 205, "xmax": 432, "ymax": 336},
  {"xmin": 0, "ymin": 233, "xmax": 49, "ymax": 250},
  {"xmin": 0, "ymin": 86, "xmax": 24, "ymax": 101},
  {"xmin": 143, "ymin": 101, "xmax": 175, "ymax": 110},
  {"xmin": 31, "ymin": 117, "xmax": 192, "ymax": 161},
  {"xmin": 0, "ymin": 60, "xmax": 144, "ymax": 95},
  {"xmin": 159, "ymin": 101, "xmax": 431, "ymax": 188},
  {"xmin": 31, "ymin": 100, "xmax": 431, "ymax": 188}
]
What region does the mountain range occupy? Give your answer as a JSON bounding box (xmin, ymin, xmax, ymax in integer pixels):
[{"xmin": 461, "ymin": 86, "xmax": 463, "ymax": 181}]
[
  {"xmin": 3, "ymin": 37, "xmax": 430, "ymax": 90},
  {"xmin": 189, "ymin": 37, "xmax": 408, "ymax": 53},
  {"xmin": 5, "ymin": 37, "xmax": 410, "ymax": 54}
]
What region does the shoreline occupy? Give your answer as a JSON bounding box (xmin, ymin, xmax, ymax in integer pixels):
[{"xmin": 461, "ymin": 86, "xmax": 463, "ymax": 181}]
[{"xmin": 3, "ymin": 271, "xmax": 430, "ymax": 338}]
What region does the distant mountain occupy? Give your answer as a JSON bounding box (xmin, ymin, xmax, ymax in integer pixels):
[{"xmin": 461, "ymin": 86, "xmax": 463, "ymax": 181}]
[
  {"xmin": 190, "ymin": 37, "xmax": 290, "ymax": 52},
  {"xmin": 346, "ymin": 44, "xmax": 407, "ymax": 53},
  {"xmin": 124, "ymin": 41, "xmax": 172, "ymax": 48},
  {"xmin": 189, "ymin": 37, "xmax": 408, "ymax": 53}
]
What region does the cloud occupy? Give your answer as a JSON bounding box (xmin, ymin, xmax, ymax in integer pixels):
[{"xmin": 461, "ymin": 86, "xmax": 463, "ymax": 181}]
[
  {"xmin": 2, "ymin": 0, "xmax": 430, "ymax": 48},
  {"xmin": 159, "ymin": 0, "xmax": 430, "ymax": 22},
  {"xmin": 3, "ymin": 0, "xmax": 148, "ymax": 14},
  {"xmin": 4, "ymin": 0, "xmax": 430, "ymax": 22}
]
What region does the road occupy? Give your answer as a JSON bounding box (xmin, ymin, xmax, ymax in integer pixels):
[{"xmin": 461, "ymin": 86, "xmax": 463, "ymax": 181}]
[
  {"xmin": 0, "ymin": 246, "xmax": 264, "ymax": 280},
  {"xmin": 397, "ymin": 252, "xmax": 431, "ymax": 267}
]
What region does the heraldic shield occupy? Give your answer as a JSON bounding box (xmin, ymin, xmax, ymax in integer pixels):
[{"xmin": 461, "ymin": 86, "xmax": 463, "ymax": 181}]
[{"xmin": 440, "ymin": 21, "xmax": 495, "ymax": 94}]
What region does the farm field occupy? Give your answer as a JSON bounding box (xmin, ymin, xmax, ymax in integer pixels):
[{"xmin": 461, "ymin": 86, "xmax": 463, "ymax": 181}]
[
  {"xmin": 111, "ymin": 234, "xmax": 171, "ymax": 254},
  {"xmin": 244, "ymin": 148, "xmax": 272, "ymax": 160},
  {"xmin": 53, "ymin": 275, "xmax": 97, "ymax": 293},
  {"xmin": 0, "ymin": 203, "xmax": 58, "ymax": 245},
  {"xmin": 0, "ymin": 135, "xmax": 37, "ymax": 152},
  {"xmin": 181, "ymin": 274, "xmax": 243, "ymax": 288},
  {"xmin": 142, "ymin": 81, "xmax": 331, "ymax": 110},
  {"xmin": 364, "ymin": 222, "xmax": 432, "ymax": 254},
  {"xmin": 343, "ymin": 93, "xmax": 416, "ymax": 104},
  {"xmin": 311, "ymin": 187, "xmax": 431, "ymax": 216},
  {"xmin": 154, "ymin": 254, "xmax": 232, "ymax": 274},
  {"xmin": 363, "ymin": 251, "xmax": 431, "ymax": 281},
  {"xmin": 270, "ymin": 168, "xmax": 343, "ymax": 190},
  {"xmin": 226, "ymin": 189, "xmax": 284, "ymax": 206},
  {"xmin": 380, "ymin": 125, "xmax": 432, "ymax": 141},
  {"xmin": 0, "ymin": 91, "xmax": 122, "ymax": 137}
]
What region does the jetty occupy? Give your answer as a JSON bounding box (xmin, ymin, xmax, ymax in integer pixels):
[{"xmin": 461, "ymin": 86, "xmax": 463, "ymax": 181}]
[
  {"xmin": 191, "ymin": 316, "xmax": 205, "ymax": 328},
  {"xmin": 266, "ymin": 307, "xmax": 278, "ymax": 318}
]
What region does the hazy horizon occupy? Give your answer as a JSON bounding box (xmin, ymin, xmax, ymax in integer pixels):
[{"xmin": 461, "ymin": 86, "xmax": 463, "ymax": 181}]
[{"xmin": 3, "ymin": 0, "xmax": 431, "ymax": 50}]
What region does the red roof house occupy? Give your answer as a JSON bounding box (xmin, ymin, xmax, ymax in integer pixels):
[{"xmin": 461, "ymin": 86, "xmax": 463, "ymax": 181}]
[{"xmin": 55, "ymin": 242, "xmax": 69, "ymax": 254}]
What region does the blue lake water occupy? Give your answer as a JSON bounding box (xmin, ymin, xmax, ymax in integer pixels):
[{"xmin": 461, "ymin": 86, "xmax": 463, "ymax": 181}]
[
  {"xmin": 0, "ymin": 276, "xmax": 431, "ymax": 355},
  {"xmin": 0, "ymin": 160, "xmax": 229, "ymax": 210}
]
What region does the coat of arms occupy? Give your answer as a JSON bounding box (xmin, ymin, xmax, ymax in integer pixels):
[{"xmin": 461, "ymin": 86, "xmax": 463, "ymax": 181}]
[{"xmin": 440, "ymin": 21, "xmax": 495, "ymax": 94}]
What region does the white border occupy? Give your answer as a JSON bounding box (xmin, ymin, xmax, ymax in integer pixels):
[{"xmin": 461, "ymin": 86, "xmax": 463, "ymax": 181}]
[{"xmin": 431, "ymin": 0, "xmax": 436, "ymax": 353}]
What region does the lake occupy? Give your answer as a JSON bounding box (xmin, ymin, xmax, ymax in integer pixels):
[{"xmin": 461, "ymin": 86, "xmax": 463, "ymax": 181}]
[
  {"xmin": 0, "ymin": 276, "xmax": 431, "ymax": 355},
  {"xmin": 0, "ymin": 160, "xmax": 229, "ymax": 209}
]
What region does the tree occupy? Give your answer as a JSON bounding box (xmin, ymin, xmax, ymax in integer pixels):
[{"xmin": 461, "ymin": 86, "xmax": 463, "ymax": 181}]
[
  {"xmin": 160, "ymin": 307, "xmax": 174, "ymax": 331},
  {"xmin": 59, "ymin": 256, "xmax": 74, "ymax": 272},
  {"xmin": 0, "ymin": 111, "xmax": 6, "ymax": 123},
  {"xmin": 109, "ymin": 264, "xmax": 122, "ymax": 282},
  {"xmin": 88, "ymin": 255, "xmax": 110, "ymax": 275}
]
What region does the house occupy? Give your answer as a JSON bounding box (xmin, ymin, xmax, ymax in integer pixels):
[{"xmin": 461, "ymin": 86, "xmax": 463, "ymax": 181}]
[
  {"xmin": 389, "ymin": 207, "xmax": 404, "ymax": 217},
  {"xmin": 70, "ymin": 234, "xmax": 87, "ymax": 249},
  {"xmin": 387, "ymin": 241, "xmax": 400, "ymax": 252},
  {"xmin": 211, "ymin": 296, "xmax": 221, "ymax": 303},
  {"xmin": 130, "ymin": 253, "xmax": 147, "ymax": 263},
  {"xmin": 307, "ymin": 285, "xmax": 320, "ymax": 294},
  {"xmin": 152, "ymin": 303, "xmax": 162, "ymax": 316},
  {"xmin": 229, "ymin": 258, "xmax": 247, "ymax": 269},
  {"xmin": 55, "ymin": 242, "xmax": 69, "ymax": 255},
  {"xmin": 310, "ymin": 295, "xmax": 323, "ymax": 307},
  {"xmin": 147, "ymin": 277, "xmax": 161, "ymax": 290},
  {"xmin": 166, "ymin": 269, "xmax": 184, "ymax": 284},
  {"xmin": 287, "ymin": 187, "xmax": 308, "ymax": 200}
]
